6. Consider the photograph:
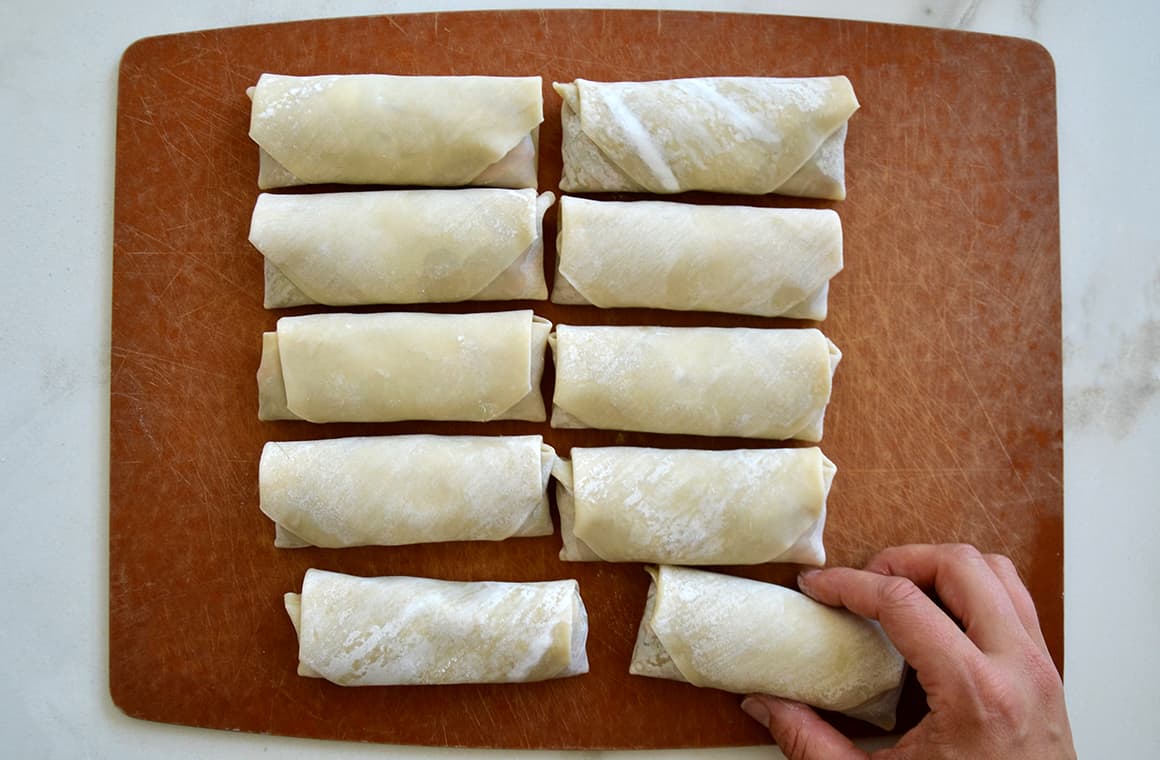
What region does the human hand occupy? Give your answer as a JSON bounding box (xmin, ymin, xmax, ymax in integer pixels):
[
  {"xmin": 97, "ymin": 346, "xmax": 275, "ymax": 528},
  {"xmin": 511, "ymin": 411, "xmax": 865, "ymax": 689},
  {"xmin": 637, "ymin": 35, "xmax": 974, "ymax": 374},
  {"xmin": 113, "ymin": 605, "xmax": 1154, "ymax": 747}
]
[{"xmin": 740, "ymin": 544, "xmax": 1075, "ymax": 759}]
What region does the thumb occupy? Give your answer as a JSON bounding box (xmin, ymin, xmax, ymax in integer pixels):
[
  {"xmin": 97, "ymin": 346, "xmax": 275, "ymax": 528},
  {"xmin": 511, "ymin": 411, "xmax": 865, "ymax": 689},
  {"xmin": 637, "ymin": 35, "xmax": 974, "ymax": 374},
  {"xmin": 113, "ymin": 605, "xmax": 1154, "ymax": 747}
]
[{"xmin": 741, "ymin": 695, "xmax": 867, "ymax": 760}]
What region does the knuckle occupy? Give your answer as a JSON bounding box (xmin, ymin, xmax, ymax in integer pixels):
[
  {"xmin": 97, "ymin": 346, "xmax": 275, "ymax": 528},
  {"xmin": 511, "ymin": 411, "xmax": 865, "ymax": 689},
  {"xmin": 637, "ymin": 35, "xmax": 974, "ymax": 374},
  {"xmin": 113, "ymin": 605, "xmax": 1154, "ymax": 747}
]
[
  {"xmin": 985, "ymin": 553, "xmax": 1017, "ymax": 574},
  {"xmin": 946, "ymin": 543, "xmax": 983, "ymax": 563},
  {"xmin": 1024, "ymin": 648, "xmax": 1064, "ymax": 693},
  {"xmin": 878, "ymin": 577, "xmax": 923, "ymax": 609},
  {"xmin": 968, "ymin": 650, "xmax": 1064, "ymax": 731},
  {"xmin": 969, "ymin": 663, "xmax": 1025, "ymax": 722}
]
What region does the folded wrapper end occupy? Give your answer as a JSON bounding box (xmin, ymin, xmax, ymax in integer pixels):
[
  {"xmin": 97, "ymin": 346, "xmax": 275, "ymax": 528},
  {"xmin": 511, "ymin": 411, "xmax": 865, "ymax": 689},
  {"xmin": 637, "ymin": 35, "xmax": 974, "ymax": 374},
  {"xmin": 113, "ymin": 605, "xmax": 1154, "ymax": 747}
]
[
  {"xmin": 536, "ymin": 189, "xmax": 555, "ymax": 220},
  {"xmin": 550, "ymin": 269, "xmax": 588, "ymax": 305},
  {"xmin": 256, "ymin": 148, "xmax": 301, "ymax": 190},
  {"xmin": 274, "ymin": 523, "xmax": 311, "ymax": 548},
  {"xmin": 540, "ymin": 442, "xmax": 558, "ymax": 490},
  {"xmin": 470, "ymin": 129, "xmax": 540, "ymax": 189},
  {"xmin": 469, "ymin": 190, "xmax": 554, "ymax": 303},
  {"xmin": 545, "ymin": 331, "xmax": 589, "ymax": 430},
  {"xmin": 828, "ymin": 339, "xmax": 843, "ymax": 370},
  {"xmin": 770, "ymin": 449, "xmax": 835, "ymax": 566},
  {"xmin": 780, "ymin": 282, "xmax": 829, "ymax": 321},
  {"xmin": 261, "ymin": 256, "xmax": 313, "ymax": 309},
  {"xmin": 508, "ymin": 441, "xmax": 558, "ymax": 538},
  {"xmin": 257, "ymin": 441, "xmax": 310, "ymax": 546},
  {"xmin": 256, "ymin": 332, "xmax": 299, "ymax": 421},
  {"xmin": 498, "ymin": 316, "xmax": 551, "ymax": 422},
  {"xmin": 774, "ymin": 124, "xmax": 849, "ymax": 201},
  {"xmin": 553, "ymin": 458, "xmax": 604, "ymax": 562},
  {"xmin": 283, "ymin": 592, "xmax": 322, "ymax": 678},
  {"xmin": 841, "ymin": 678, "xmax": 905, "ymax": 731},
  {"xmin": 627, "ymin": 568, "xmax": 684, "ymax": 680},
  {"xmin": 781, "ymin": 207, "xmax": 843, "ymax": 317},
  {"xmin": 553, "ymin": 81, "xmax": 642, "ymax": 194},
  {"xmin": 550, "ymin": 194, "xmax": 594, "ymax": 306},
  {"xmin": 792, "ymin": 338, "xmax": 843, "ymax": 442},
  {"xmin": 566, "ymin": 579, "xmax": 592, "ymax": 677}
]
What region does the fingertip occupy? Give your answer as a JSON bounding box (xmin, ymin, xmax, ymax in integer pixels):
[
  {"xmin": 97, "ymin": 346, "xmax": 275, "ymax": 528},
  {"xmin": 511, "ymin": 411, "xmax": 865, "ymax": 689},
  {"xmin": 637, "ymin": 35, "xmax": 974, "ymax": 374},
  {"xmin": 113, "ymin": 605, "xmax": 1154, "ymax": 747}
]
[
  {"xmin": 797, "ymin": 568, "xmax": 821, "ymax": 593},
  {"xmin": 741, "ymin": 695, "xmax": 771, "ymax": 728},
  {"xmin": 796, "ymin": 567, "xmax": 850, "ymax": 608},
  {"xmin": 743, "ymin": 694, "xmax": 812, "ymax": 733},
  {"xmin": 757, "ymin": 695, "xmax": 866, "ymax": 760}
]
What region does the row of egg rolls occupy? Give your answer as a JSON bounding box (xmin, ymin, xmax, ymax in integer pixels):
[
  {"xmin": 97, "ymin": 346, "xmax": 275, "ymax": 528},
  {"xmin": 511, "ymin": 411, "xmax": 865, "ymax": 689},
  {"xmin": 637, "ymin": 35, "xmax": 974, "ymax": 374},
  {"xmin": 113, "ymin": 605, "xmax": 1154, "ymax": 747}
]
[
  {"xmin": 249, "ymin": 191, "xmax": 843, "ymax": 317},
  {"xmin": 249, "ymin": 73, "xmax": 856, "ymax": 197},
  {"xmin": 286, "ymin": 567, "xmax": 903, "ymax": 729},
  {"xmin": 256, "ymin": 311, "xmax": 838, "ymax": 441}
]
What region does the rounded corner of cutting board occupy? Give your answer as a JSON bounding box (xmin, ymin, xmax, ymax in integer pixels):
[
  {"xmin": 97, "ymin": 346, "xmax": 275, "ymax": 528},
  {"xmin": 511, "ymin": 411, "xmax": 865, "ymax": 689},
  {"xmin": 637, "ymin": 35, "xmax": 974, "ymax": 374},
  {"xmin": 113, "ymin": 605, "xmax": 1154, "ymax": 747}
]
[{"xmin": 119, "ymin": 33, "xmax": 170, "ymax": 74}]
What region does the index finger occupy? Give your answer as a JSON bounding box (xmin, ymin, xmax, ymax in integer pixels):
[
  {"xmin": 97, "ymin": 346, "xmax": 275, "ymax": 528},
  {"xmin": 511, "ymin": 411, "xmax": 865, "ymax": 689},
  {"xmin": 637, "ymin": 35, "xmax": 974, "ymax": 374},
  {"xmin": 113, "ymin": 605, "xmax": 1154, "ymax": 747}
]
[{"xmin": 798, "ymin": 567, "xmax": 983, "ymax": 686}]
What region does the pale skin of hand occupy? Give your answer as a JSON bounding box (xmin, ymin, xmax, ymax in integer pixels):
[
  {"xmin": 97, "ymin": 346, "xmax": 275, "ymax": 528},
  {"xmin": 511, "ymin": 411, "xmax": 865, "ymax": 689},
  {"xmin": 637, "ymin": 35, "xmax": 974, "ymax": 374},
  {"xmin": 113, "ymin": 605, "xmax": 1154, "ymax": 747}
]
[{"xmin": 740, "ymin": 544, "xmax": 1076, "ymax": 760}]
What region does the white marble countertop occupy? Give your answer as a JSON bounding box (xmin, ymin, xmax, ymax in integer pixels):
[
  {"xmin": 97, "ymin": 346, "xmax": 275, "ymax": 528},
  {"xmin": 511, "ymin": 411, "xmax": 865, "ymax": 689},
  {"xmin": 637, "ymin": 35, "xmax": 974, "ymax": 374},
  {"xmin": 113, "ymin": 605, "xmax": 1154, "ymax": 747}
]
[{"xmin": 2, "ymin": 0, "xmax": 1157, "ymax": 757}]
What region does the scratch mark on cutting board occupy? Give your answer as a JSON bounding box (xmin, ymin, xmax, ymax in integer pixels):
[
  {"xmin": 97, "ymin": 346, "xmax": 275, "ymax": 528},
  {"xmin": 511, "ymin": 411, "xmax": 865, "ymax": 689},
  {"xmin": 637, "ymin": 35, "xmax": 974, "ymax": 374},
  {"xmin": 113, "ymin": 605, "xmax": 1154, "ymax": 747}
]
[
  {"xmin": 678, "ymin": 38, "xmax": 713, "ymax": 72},
  {"xmin": 972, "ymin": 274, "xmax": 1020, "ymax": 311},
  {"xmin": 862, "ymin": 306, "xmax": 1022, "ymax": 552},
  {"xmin": 173, "ymin": 294, "xmax": 227, "ymax": 322},
  {"xmin": 158, "ymin": 129, "xmax": 197, "ymax": 167},
  {"xmin": 122, "ymin": 112, "xmax": 156, "ymax": 128},
  {"xmin": 161, "ymin": 67, "xmax": 225, "ymax": 104},
  {"xmin": 841, "ymin": 468, "xmax": 1009, "ymax": 494},
  {"xmin": 188, "ymin": 255, "xmax": 257, "ymax": 298},
  {"xmin": 156, "ymin": 258, "xmax": 190, "ymax": 300},
  {"xmin": 119, "ymin": 223, "xmax": 178, "ymax": 253},
  {"xmin": 961, "ymin": 466, "xmax": 1013, "ymax": 557},
  {"xmin": 939, "ymin": 316, "xmax": 1036, "ymax": 510},
  {"xmin": 112, "ymin": 347, "xmax": 233, "ymax": 379}
]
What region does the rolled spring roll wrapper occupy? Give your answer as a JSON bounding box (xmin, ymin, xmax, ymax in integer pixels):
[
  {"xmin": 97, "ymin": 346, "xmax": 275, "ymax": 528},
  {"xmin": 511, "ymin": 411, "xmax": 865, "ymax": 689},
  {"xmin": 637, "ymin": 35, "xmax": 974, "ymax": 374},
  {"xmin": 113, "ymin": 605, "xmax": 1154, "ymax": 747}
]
[
  {"xmin": 285, "ymin": 569, "xmax": 589, "ymax": 685},
  {"xmin": 552, "ymin": 196, "xmax": 842, "ymax": 318},
  {"xmin": 554, "ymin": 76, "xmax": 859, "ymax": 199},
  {"xmin": 261, "ymin": 435, "xmax": 557, "ymax": 548},
  {"xmin": 253, "ymin": 189, "xmax": 555, "ymax": 308},
  {"xmin": 249, "ymin": 73, "xmax": 543, "ymax": 189},
  {"xmin": 553, "ymin": 446, "xmax": 834, "ymax": 565},
  {"xmin": 257, "ymin": 310, "xmax": 550, "ymax": 423},
  {"xmin": 549, "ymin": 325, "xmax": 840, "ymax": 441},
  {"xmin": 630, "ymin": 566, "xmax": 906, "ymax": 729}
]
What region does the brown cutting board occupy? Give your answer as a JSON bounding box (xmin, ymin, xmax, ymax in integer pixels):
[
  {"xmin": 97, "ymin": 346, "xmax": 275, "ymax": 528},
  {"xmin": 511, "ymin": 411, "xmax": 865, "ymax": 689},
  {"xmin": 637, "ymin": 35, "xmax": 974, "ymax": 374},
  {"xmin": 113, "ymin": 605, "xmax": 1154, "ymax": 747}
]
[{"xmin": 110, "ymin": 10, "xmax": 1061, "ymax": 750}]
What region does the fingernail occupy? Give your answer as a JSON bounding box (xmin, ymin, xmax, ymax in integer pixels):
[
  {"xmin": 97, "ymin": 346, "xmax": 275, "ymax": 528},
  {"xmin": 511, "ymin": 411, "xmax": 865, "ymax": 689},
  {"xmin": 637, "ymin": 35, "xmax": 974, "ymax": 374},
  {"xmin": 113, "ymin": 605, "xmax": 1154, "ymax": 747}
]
[
  {"xmin": 741, "ymin": 697, "xmax": 770, "ymax": 728},
  {"xmin": 797, "ymin": 569, "xmax": 821, "ymax": 589}
]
